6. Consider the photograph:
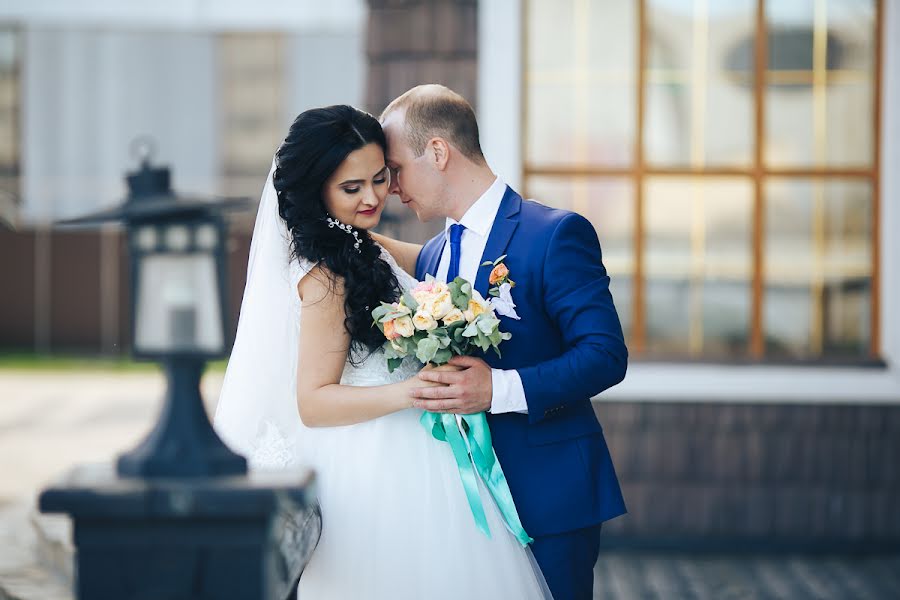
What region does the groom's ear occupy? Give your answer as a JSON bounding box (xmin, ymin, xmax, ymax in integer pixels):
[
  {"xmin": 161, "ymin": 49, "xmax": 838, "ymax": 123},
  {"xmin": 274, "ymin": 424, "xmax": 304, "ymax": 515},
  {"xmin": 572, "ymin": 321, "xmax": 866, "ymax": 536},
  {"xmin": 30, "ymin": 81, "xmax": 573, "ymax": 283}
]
[{"xmin": 428, "ymin": 138, "xmax": 450, "ymax": 171}]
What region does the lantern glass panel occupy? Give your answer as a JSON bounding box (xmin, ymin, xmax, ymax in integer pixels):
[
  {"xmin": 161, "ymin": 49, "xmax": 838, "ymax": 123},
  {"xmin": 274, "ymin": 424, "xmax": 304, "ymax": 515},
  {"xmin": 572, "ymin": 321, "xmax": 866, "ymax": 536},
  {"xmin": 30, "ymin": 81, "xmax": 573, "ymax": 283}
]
[
  {"xmin": 195, "ymin": 224, "xmax": 218, "ymax": 250},
  {"xmin": 135, "ymin": 226, "xmax": 157, "ymax": 251},
  {"xmin": 164, "ymin": 224, "xmax": 191, "ymax": 252},
  {"xmin": 134, "ymin": 253, "xmax": 224, "ymax": 354}
]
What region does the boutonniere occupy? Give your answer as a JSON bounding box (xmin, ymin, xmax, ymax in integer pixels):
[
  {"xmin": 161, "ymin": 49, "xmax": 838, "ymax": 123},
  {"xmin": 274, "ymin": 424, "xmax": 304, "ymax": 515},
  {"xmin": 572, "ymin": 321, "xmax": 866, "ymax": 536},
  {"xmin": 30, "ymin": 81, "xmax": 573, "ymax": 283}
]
[{"xmin": 481, "ymin": 255, "xmax": 520, "ymax": 320}]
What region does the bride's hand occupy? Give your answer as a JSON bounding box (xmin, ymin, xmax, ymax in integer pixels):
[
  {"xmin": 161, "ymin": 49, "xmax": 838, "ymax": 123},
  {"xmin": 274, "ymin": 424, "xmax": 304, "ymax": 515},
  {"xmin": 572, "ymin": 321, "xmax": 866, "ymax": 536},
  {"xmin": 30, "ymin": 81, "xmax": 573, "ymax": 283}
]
[
  {"xmin": 400, "ymin": 364, "xmax": 454, "ymax": 408},
  {"xmin": 422, "ymin": 363, "xmax": 464, "ymax": 373}
]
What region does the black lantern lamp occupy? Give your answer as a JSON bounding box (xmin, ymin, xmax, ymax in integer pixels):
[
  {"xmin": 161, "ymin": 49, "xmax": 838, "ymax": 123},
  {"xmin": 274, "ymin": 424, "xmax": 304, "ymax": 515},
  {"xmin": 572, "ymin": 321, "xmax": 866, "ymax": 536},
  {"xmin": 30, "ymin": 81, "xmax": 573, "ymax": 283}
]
[
  {"xmin": 40, "ymin": 141, "xmax": 320, "ymax": 600},
  {"xmin": 59, "ymin": 140, "xmax": 248, "ymax": 478}
]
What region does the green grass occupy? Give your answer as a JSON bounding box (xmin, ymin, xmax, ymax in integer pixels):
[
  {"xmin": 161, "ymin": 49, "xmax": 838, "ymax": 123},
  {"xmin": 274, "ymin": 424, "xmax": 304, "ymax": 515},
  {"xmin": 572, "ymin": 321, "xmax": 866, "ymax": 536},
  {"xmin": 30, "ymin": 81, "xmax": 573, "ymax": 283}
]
[{"xmin": 0, "ymin": 352, "xmax": 228, "ymax": 373}]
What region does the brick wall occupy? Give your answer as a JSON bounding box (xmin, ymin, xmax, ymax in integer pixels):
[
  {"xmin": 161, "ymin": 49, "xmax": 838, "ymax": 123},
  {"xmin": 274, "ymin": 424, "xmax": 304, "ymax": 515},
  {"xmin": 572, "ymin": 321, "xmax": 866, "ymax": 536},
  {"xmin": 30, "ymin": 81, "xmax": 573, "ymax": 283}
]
[
  {"xmin": 595, "ymin": 401, "xmax": 900, "ymax": 549},
  {"xmin": 365, "ymin": 0, "xmax": 478, "ymax": 115},
  {"xmin": 0, "ymin": 228, "xmax": 253, "ymax": 355},
  {"xmin": 365, "ymin": 0, "xmax": 479, "ymax": 245}
]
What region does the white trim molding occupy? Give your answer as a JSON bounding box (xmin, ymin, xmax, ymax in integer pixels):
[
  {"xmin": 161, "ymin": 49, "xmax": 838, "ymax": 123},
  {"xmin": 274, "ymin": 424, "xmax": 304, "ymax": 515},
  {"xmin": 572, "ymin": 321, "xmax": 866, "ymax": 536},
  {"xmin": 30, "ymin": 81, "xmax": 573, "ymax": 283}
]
[
  {"xmin": 601, "ymin": 362, "xmax": 900, "ymax": 404},
  {"xmin": 477, "ymin": 0, "xmax": 523, "ymax": 191},
  {"xmin": 478, "ymin": 0, "xmax": 900, "ymax": 403}
]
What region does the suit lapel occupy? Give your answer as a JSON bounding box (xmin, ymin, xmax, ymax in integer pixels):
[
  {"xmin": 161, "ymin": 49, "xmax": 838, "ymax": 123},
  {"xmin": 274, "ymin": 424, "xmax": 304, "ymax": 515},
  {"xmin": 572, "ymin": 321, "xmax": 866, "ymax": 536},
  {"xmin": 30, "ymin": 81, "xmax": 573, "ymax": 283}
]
[
  {"xmin": 416, "ymin": 234, "xmax": 444, "ymax": 281},
  {"xmin": 474, "ymin": 186, "xmax": 521, "ymax": 298}
]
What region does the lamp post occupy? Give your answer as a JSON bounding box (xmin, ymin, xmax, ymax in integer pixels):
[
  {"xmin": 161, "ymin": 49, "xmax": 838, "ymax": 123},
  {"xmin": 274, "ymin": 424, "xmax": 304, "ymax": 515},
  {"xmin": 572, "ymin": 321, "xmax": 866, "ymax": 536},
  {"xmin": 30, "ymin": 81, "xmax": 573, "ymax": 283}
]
[{"xmin": 38, "ymin": 143, "xmax": 320, "ymax": 600}]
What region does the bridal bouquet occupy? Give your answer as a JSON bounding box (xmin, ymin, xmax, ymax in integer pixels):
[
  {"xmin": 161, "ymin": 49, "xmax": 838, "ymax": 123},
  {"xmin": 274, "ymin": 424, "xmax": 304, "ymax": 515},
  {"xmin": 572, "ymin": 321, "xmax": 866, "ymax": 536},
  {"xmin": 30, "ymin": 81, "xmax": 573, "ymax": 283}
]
[
  {"xmin": 370, "ymin": 275, "xmax": 511, "ymax": 373},
  {"xmin": 369, "ymin": 267, "xmax": 533, "ymax": 547}
]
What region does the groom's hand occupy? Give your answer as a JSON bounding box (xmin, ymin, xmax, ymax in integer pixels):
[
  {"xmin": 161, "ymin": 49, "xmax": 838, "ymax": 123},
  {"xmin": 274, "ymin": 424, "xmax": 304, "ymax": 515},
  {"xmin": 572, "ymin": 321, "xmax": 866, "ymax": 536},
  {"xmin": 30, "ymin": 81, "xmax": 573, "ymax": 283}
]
[{"xmin": 410, "ymin": 356, "xmax": 492, "ymax": 414}]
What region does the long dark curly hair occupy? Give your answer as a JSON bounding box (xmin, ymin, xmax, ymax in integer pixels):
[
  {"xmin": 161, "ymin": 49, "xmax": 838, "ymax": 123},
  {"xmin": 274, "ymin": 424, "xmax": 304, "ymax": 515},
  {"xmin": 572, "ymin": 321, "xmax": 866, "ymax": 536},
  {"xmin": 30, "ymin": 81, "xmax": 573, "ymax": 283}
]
[{"xmin": 273, "ymin": 105, "xmax": 401, "ymax": 360}]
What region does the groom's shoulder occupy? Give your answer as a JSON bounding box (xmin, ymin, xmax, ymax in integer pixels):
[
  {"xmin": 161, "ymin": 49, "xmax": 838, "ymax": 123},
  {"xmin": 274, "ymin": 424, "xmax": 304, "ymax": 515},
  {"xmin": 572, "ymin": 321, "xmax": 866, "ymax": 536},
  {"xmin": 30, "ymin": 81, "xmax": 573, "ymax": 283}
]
[
  {"xmin": 519, "ymin": 197, "xmax": 591, "ymax": 236},
  {"xmin": 422, "ymin": 229, "xmax": 445, "ymax": 250}
]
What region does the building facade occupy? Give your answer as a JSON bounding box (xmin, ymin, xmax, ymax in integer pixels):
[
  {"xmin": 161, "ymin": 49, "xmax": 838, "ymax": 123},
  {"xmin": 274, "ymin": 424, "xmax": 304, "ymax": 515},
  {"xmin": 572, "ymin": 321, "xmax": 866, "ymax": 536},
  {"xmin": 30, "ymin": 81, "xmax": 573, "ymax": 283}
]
[{"xmin": 0, "ymin": 0, "xmax": 898, "ymax": 547}]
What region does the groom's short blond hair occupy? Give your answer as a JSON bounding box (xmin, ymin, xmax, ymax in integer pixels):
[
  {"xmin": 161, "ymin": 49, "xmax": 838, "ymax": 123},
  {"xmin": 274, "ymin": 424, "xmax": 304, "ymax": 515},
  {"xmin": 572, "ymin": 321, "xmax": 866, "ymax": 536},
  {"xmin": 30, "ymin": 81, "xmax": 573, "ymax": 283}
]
[{"xmin": 381, "ymin": 84, "xmax": 486, "ymax": 166}]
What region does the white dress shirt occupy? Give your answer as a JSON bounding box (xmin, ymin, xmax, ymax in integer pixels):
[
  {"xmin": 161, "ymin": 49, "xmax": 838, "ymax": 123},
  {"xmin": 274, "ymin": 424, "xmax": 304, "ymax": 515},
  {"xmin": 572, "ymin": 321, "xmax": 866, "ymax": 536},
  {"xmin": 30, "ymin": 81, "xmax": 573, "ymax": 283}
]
[{"xmin": 435, "ymin": 177, "xmax": 529, "ymax": 414}]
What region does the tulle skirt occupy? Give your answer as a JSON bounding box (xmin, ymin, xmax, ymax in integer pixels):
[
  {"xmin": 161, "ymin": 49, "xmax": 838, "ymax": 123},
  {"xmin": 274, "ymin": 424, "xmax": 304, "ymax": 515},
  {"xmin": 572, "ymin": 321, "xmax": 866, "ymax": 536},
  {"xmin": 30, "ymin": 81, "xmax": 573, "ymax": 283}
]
[{"xmin": 296, "ymin": 407, "xmax": 552, "ymax": 600}]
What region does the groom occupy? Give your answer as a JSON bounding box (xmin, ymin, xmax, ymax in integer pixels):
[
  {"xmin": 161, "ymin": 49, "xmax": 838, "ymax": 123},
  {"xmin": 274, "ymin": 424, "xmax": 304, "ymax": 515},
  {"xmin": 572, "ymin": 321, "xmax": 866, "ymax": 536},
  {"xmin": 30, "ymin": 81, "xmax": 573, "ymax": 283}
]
[{"xmin": 381, "ymin": 85, "xmax": 628, "ymax": 600}]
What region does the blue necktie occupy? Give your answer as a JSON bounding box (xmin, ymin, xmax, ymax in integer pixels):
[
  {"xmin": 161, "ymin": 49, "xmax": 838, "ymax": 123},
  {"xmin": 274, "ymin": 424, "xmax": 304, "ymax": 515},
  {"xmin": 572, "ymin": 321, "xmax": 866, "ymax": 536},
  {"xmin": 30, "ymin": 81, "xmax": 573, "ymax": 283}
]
[{"xmin": 447, "ymin": 224, "xmax": 465, "ymax": 283}]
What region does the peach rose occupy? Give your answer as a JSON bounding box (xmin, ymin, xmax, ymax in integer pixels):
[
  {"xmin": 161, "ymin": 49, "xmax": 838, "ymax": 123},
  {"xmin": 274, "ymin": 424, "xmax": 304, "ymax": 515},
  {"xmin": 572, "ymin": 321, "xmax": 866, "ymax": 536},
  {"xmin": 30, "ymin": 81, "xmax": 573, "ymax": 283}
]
[
  {"xmin": 489, "ymin": 263, "xmax": 510, "ymax": 285},
  {"xmin": 384, "ymin": 319, "xmax": 401, "ymax": 340}
]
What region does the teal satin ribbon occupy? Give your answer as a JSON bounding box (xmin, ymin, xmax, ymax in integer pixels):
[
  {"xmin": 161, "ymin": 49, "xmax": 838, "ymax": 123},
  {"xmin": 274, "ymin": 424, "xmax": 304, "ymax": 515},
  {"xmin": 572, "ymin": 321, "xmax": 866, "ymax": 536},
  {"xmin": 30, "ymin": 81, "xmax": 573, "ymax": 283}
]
[{"xmin": 420, "ymin": 411, "xmax": 533, "ymax": 547}]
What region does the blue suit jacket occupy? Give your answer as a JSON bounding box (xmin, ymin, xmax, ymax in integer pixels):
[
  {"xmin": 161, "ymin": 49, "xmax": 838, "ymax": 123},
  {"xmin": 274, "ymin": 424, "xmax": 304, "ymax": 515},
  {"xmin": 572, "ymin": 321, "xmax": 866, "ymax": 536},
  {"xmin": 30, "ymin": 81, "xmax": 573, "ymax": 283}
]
[{"xmin": 415, "ymin": 186, "xmax": 628, "ymax": 537}]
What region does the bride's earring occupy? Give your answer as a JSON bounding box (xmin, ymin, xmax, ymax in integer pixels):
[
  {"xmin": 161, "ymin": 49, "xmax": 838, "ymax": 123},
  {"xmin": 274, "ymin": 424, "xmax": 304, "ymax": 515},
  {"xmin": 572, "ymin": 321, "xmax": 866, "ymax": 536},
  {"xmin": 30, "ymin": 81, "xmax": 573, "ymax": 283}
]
[{"xmin": 326, "ymin": 216, "xmax": 362, "ymax": 253}]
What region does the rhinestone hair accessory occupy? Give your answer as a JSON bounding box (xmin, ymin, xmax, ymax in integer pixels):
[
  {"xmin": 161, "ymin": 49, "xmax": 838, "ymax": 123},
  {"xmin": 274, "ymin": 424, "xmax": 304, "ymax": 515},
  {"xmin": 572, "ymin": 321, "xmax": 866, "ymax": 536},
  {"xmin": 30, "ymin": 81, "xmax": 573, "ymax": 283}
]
[{"xmin": 326, "ymin": 216, "xmax": 362, "ymax": 253}]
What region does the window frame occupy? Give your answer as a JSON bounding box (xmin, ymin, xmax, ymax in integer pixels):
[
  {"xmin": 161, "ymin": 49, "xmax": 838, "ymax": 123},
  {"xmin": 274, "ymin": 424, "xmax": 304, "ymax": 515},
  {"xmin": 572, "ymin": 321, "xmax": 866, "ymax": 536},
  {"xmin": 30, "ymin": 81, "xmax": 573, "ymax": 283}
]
[{"xmin": 477, "ymin": 0, "xmax": 900, "ymax": 401}]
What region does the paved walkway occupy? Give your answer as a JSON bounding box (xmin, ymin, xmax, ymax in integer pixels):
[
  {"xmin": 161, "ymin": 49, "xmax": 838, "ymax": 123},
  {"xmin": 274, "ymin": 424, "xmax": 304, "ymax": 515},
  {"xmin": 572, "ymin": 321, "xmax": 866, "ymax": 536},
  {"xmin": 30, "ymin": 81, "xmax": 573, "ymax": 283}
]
[
  {"xmin": 594, "ymin": 552, "xmax": 900, "ymax": 599},
  {"xmin": 0, "ymin": 369, "xmax": 223, "ymax": 502},
  {"xmin": 2, "ymin": 370, "xmax": 899, "ymax": 599}
]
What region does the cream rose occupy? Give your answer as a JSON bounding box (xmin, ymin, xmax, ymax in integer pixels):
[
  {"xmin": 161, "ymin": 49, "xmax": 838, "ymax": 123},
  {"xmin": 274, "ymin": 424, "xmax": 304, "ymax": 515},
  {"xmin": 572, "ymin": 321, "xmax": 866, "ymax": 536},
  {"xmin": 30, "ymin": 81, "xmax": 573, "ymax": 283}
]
[
  {"xmin": 427, "ymin": 290, "xmax": 454, "ymax": 320},
  {"xmin": 442, "ymin": 308, "xmax": 465, "ymax": 325},
  {"xmin": 393, "ymin": 315, "xmax": 415, "ymax": 337},
  {"xmin": 412, "ymin": 290, "xmax": 435, "ymax": 306},
  {"xmin": 412, "ymin": 311, "xmax": 438, "ymax": 331},
  {"xmin": 463, "ymin": 291, "xmax": 488, "ymax": 322}
]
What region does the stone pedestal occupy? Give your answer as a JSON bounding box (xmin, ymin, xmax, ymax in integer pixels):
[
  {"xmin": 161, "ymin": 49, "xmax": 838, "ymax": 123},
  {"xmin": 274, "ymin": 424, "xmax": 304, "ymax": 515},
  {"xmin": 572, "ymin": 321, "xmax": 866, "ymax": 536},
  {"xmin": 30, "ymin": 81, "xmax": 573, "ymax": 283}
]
[{"xmin": 39, "ymin": 463, "xmax": 320, "ymax": 600}]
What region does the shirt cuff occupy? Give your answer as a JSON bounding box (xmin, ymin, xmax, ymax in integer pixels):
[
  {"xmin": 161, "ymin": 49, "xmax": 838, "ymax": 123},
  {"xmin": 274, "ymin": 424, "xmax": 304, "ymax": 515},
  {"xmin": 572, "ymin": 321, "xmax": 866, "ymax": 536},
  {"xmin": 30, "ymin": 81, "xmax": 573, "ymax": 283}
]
[{"xmin": 489, "ymin": 369, "xmax": 529, "ymax": 414}]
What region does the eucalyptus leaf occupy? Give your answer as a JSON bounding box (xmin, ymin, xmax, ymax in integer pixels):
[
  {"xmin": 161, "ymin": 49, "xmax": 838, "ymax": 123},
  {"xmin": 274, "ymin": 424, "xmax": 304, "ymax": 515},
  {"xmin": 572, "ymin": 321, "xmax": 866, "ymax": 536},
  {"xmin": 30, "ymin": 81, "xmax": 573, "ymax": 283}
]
[
  {"xmin": 415, "ymin": 337, "xmax": 440, "ymax": 364},
  {"xmin": 371, "ymin": 304, "xmax": 391, "ymax": 320},
  {"xmin": 450, "ymin": 279, "xmax": 472, "ymax": 310},
  {"xmin": 394, "ymin": 337, "xmax": 414, "ymax": 355},
  {"xmin": 475, "ymin": 333, "xmax": 491, "ymax": 352},
  {"xmin": 380, "ymin": 311, "xmax": 403, "ymax": 323},
  {"xmin": 383, "ymin": 341, "xmax": 401, "ymax": 359},
  {"xmin": 401, "ymin": 290, "xmax": 419, "ymax": 312},
  {"xmin": 433, "ymin": 348, "xmax": 453, "ymax": 365},
  {"xmin": 462, "ymin": 321, "xmax": 480, "ymax": 337},
  {"xmin": 477, "ymin": 316, "xmax": 500, "ymax": 335}
]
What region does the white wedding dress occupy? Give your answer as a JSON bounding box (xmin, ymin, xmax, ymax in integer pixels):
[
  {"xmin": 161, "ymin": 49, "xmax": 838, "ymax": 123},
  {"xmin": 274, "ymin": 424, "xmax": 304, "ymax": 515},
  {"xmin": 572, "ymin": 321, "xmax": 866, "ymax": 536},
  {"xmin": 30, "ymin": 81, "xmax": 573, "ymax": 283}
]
[{"xmin": 213, "ymin": 163, "xmax": 551, "ymax": 600}]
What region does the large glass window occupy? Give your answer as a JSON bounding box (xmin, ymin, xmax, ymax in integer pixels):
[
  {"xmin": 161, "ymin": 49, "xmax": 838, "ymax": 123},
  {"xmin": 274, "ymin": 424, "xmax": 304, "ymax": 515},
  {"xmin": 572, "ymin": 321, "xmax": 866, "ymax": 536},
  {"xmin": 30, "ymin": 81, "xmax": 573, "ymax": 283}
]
[
  {"xmin": 218, "ymin": 33, "xmax": 287, "ymax": 203},
  {"xmin": 524, "ymin": 0, "xmax": 880, "ymax": 361}
]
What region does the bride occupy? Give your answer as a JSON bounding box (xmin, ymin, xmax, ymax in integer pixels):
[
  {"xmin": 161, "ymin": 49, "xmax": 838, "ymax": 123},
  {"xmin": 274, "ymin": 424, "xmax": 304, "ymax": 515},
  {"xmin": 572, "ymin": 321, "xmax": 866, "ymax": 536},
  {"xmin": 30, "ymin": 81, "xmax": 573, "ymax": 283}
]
[{"xmin": 213, "ymin": 105, "xmax": 551, "ymax": 599}]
